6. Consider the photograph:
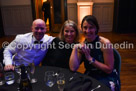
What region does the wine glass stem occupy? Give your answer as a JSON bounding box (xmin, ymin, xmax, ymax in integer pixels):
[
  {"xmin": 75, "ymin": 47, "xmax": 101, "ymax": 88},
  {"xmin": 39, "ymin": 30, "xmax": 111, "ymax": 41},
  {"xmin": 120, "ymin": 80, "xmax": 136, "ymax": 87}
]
[
  {"xmin": 59, "ymin": 89, "xmax": 63, "ymax": 91},
  {"xmin": 31, "ymin": 73, "xmax": 34, "ymax": 79},
  {"xmin": 17, "ymin": 73, "xmax": 20, "ymax": 83},
  {"xmin": 50, "ymin": 87, "xmax": 52, "ymax": 91}
]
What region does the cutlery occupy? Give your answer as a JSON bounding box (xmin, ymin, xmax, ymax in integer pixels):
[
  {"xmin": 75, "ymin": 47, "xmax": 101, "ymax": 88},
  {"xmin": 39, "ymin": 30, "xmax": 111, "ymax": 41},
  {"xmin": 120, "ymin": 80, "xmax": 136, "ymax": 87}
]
[
  {"xmin": 91, "ymin": 85, "xmax": 101, "ymax": 91},
  {"xmin": 69, "ymin": 72, "xmax": 77, "ymax": 82}
]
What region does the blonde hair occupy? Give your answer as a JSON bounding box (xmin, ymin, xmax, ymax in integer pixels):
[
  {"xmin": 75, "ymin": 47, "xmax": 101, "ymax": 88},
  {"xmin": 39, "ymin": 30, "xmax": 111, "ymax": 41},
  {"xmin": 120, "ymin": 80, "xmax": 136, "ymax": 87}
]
[{"xmin": 58, "ymin": 20, "xmax": 79, "ymax": 43}]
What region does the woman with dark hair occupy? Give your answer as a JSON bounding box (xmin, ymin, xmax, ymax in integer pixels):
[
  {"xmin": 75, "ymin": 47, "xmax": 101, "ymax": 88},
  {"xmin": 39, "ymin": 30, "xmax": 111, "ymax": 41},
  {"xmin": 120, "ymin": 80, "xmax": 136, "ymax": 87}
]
[
  {"xmin": 42, "ymin": 20, "xmax": 79, "ymax": 69},
  {"xmin": 70, "ymin": 15, "xmax": 120, "ymax": 91}
]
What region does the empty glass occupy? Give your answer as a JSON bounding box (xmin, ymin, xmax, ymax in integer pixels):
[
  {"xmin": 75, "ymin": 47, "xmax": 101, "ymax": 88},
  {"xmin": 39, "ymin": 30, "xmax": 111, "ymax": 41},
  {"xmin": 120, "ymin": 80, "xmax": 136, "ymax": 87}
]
[
  {"xmin": 13, "ymin": 61, "xmax": 21, "ymax": 83},
  {"xmin": 29, "ymin": 63, "xmax": 37, "ymax": 83},
  {"xmin": 44, "ymin": 71, "xmax": 55, "ymax": 87},
  {"xmin": 0, "ymin": 63, "xmax": 5, "ymax": 85},
  {"xmin": 5, "ymin": 71, "xmax": 15, "ymax": 85}
]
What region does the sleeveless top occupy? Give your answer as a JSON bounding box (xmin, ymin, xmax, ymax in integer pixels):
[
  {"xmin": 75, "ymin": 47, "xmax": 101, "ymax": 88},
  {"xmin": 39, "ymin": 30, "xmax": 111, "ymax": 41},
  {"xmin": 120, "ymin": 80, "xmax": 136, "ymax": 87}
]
[
  {"xmin": 82, "ymin": 36, "xmax": 120, "ymax": 90},
  {"xmin": 83, "ymin": 35, "xmax": 104, "ymax": 75}
]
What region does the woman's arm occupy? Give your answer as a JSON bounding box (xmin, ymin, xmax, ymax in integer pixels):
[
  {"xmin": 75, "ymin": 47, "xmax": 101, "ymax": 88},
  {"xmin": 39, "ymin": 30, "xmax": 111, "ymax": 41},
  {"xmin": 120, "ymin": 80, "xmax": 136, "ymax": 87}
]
[
  {"xmin": 91, "ymin": 43, "xmax": 114, "ymax": 74},
  {"xmin": 69, "ymin": 44, "xmax": 82, "ymax": 71},
  {"xmin": 82, "ymin": 37, "xmax": 114, "ymax": 74}
]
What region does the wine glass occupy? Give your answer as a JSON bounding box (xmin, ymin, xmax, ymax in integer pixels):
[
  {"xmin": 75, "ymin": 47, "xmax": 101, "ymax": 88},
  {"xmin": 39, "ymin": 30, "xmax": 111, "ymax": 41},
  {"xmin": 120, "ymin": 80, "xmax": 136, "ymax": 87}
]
[
  {"xmin": 0, "ymin": 63, "xmax": 5, "ymax": 85},
  {"xmin": 44, "ymin": 71, "xmax": 55, "ymax": 87},
  {"xmin": 57, "ymin": 73, "xmax": 65, "ymax": 91},
  {"xmin": 13, "ymin": 61, "xmax": 21, "ymax": 83},
  {"xmin": 30, "ymin": 63, "xmax": 37, "ymax": 83},
  {"xmin": 5, "ymin": 71, "xmax": 15, "ymax": 85}
]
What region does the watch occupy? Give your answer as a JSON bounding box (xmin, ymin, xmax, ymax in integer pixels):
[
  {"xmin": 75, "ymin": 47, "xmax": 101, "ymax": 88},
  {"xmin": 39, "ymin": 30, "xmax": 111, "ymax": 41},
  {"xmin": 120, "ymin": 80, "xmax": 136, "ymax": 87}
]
[{"xmin": 89, "ymin": 58, "xmax": 95, "ymax": 64}]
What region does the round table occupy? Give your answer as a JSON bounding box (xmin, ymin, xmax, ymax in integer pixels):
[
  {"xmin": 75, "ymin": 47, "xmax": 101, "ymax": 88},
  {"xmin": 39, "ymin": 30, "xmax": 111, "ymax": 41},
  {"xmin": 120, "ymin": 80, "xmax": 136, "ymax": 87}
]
[{"xmin": 0, "ymin": 66, "xmax": 111, "ymax": 91}]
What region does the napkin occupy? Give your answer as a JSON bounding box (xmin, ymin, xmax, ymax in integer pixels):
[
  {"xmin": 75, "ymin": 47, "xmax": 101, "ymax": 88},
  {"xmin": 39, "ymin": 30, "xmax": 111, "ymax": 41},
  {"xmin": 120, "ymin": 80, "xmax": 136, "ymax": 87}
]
[{"xmin": 64, "ymin": 75, "xmax": 92, "ymax": 91}]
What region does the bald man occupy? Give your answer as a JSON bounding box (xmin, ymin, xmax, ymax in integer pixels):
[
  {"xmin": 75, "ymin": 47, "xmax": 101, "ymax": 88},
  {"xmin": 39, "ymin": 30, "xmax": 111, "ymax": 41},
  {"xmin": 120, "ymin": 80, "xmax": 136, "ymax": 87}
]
[{"xmin": 3, "ymin": 19, "xmax": 55, "ymax": 71}]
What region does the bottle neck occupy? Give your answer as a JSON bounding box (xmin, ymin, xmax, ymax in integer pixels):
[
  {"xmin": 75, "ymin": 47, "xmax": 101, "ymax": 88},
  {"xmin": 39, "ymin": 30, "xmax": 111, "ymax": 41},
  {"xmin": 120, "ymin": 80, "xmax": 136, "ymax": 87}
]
[
  {"xmin": 19, "ymin": 65, "xmax": 33, "ymax": 91},
  {"xmin": 20, "ymin": 65, "xmax": 28, "ymax": 79}
]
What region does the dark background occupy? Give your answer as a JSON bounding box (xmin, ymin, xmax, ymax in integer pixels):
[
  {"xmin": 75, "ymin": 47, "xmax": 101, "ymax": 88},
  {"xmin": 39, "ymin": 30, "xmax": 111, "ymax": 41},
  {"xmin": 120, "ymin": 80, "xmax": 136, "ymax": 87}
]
[{"xmin": 113, "ymin": 0, "xmax": 136, "ymax": 33}]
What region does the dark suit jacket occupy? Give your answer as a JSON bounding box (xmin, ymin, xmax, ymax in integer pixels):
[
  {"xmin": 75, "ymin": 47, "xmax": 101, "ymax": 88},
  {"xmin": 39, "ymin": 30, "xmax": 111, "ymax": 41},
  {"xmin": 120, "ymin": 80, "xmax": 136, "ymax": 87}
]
[{"xmin": 42, "ymin": 2, "xmax": 50, "ymax": 18}]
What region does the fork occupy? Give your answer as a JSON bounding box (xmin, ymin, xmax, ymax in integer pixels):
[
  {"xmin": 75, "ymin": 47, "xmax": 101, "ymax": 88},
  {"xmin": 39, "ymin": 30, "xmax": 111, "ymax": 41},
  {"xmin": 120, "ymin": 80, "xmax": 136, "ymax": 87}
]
[{"xmin": 91, "ymin": 85, "xmax": 101, "ymax": 91}]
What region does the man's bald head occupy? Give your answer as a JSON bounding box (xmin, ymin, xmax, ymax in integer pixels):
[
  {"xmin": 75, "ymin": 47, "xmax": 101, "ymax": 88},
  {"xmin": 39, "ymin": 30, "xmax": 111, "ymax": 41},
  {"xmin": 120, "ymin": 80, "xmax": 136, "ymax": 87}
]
[
  {"xmin": 32, "ymin": 19, "xmax": 46, "ymax": 41},
  {"xmin": 32, "ymin": 19, "xmax": 46, "ymax": 27}
]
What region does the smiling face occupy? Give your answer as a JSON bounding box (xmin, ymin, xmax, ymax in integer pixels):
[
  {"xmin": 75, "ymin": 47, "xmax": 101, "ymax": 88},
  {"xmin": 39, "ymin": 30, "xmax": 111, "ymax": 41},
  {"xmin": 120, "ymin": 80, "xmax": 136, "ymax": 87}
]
[
  {"xmin": 82, "ymin": 20, "xmax": 97, "ymax": 42},
  {"xmin": 32, "ymin": 19, "xmax": 46, "ymax": 41},
  {"xmin": 64, "ymin": 26, "xmax": 76, "ymax": 43}
]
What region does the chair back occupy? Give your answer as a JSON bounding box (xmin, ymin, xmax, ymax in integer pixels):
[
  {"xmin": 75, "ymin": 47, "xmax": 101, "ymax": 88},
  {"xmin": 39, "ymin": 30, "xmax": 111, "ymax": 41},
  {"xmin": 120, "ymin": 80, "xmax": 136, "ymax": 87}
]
[
  {"xmin": 113, "ymin": 48, "xmax": 121, "ymax": 76},
  {"xmin": 0, "ymin": 48, "xmax": 4, "ymax": 65}
]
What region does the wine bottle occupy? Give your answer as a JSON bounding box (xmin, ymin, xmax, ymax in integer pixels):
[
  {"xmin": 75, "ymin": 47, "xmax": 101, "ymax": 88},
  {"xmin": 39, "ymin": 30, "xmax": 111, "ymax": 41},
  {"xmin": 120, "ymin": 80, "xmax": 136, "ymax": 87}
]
[{"xmin": 19, "ymin": 65, "xmax": 33, "ymax": 91}]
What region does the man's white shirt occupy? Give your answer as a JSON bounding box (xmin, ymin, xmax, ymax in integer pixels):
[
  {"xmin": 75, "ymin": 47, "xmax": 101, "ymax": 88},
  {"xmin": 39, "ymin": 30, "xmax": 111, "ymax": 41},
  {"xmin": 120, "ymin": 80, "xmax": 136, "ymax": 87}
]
[{"xmin": 3, "ymin": 32, "xmax": 55, "ymax": 66}]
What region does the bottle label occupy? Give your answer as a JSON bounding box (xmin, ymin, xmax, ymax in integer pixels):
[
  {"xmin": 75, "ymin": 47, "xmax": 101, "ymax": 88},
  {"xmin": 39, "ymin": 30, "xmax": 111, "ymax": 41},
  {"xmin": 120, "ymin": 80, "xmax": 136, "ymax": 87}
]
[{"xmin": 23, "ymin": 82, "xmax": 28, "ymax": 87}]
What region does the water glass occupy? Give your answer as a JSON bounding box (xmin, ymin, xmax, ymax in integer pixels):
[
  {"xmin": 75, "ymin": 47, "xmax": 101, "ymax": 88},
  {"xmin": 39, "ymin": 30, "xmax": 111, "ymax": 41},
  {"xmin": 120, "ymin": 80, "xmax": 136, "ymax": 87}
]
[
  {"xmin": 0, "ymin": 63, "xmax": 5, "ymax": 85},
  {"xmin": 5, "ymin": 72, "xmax": 15, "ymax": 85},
  {"xmin": 13, "ymin": 61, "xmax": 22, "ymax": 83},
  {"xmin": 57, "ymin": 73, "xmax": 65, "ymax": 91},
  {"xmin": 30, "ymin": 63, "xmax": 37, "ymax": 83},
  {"xmin": 44, "ymin": 71, "xmax": 55, "ymax": 87}
]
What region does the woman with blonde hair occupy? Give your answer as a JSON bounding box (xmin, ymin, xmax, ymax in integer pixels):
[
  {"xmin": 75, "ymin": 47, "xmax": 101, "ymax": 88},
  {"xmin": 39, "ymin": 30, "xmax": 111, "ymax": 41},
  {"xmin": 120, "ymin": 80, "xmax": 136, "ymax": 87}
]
[{"xmin": 42, "ymin": 20, "xmax": 79, "ymax": 69}]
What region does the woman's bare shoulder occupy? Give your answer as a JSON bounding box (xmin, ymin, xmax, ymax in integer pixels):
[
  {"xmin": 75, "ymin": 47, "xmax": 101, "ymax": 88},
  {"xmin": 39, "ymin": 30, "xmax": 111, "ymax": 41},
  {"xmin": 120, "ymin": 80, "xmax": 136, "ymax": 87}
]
[{"xmin": 99, "ymin": 36, "xmax": 111, "ymax": 44}]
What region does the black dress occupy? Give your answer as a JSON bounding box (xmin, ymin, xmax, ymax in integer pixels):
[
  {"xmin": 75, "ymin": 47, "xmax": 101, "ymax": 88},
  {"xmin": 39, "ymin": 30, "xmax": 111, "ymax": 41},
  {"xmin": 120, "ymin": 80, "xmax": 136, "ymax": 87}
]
[{"xmin": 42, "ymin": 38, "xmax": 75, "ymax": 69}]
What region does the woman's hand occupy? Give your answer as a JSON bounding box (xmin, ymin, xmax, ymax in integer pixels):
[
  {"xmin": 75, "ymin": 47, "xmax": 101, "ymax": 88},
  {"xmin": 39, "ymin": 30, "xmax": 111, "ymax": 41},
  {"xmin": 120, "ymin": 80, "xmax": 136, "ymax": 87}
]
[{"xmin": 81, "ymin": 44, "xmax": 92, "ymax": 61}]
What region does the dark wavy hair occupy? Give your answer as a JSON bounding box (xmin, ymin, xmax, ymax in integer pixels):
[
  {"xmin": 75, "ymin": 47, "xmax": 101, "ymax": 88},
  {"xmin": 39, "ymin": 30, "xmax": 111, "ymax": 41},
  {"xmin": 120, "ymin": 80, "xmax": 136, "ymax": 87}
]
[
  {"xmin": 59, "ymin": 20, "xmax": 79, "ymax": 43},
  {"xmin": 81, "ymin": 15, "xmax": 99, "ymax": 34}
]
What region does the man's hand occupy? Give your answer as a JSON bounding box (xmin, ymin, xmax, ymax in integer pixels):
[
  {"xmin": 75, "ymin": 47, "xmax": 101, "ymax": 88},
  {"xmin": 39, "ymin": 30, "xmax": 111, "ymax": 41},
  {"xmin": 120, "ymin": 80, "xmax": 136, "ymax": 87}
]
[{"xmin": 4, "ymin": 65, "xmax": 14, "ymax": 71}]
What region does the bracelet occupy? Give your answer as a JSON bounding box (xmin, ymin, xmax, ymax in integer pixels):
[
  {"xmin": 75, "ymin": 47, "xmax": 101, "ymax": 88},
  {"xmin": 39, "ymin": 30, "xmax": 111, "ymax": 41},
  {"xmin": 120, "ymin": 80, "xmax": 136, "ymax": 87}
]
[{"xmin": 89, "ymin": 58, "xmax": 95, "ymax": 64}]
